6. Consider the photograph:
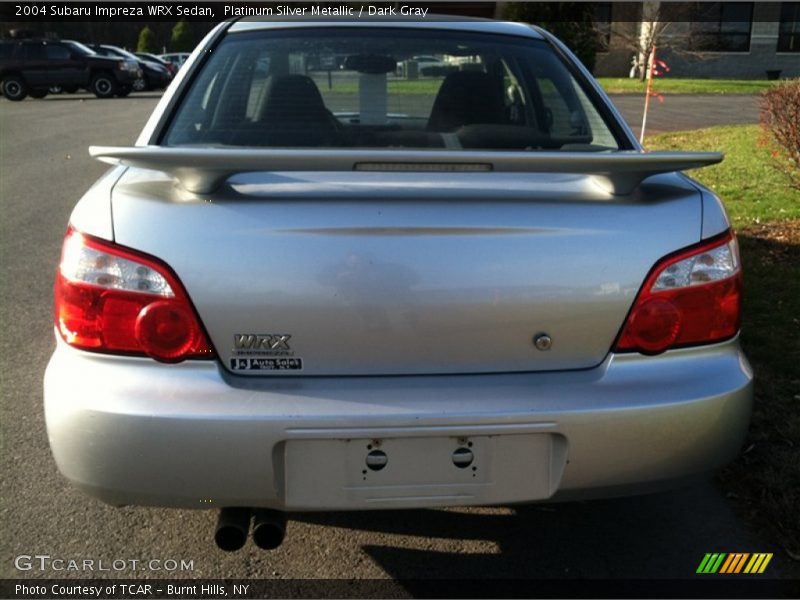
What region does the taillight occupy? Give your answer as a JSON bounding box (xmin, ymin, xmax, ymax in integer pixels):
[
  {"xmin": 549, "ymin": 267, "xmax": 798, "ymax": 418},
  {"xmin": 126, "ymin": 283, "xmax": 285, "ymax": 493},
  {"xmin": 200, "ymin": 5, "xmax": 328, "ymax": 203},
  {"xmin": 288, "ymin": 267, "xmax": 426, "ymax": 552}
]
[
  {"xmin": 615, "ymin": 231, "xmax": 742, "ymax": 355},
  {"xmin": 54, "ymin": 227, "xmax": 214, "ymax": 363}
]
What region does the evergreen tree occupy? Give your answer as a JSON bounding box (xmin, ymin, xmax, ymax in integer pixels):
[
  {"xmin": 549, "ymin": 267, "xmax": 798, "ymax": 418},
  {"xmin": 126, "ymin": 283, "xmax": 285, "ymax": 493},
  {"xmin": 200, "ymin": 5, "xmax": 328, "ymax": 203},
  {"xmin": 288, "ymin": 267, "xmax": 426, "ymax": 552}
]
[
  {"xmin": 136, "ymin": 26, "xmax": 157, "ymax": 53},
  {"xmin": 170, "ymin": 20, "xmax": 195, "ymax": 53}
]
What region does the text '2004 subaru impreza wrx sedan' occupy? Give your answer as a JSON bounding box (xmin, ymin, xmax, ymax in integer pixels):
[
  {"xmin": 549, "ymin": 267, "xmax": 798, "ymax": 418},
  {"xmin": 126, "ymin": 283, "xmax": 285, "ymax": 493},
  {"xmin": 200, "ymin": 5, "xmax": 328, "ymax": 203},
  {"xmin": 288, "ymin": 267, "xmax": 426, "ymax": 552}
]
[{"xmin": 44, "ymin": 18, "xmax": 752, "ymax": 551}]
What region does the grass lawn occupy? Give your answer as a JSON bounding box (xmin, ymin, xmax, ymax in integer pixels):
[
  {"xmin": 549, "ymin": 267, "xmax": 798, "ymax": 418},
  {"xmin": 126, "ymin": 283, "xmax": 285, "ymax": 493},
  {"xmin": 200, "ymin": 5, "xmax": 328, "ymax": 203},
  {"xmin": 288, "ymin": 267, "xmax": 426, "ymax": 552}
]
[
  {"xmin": 313, "ymin": 78, "xmax": 442, "ymax": 95},
  {"xmin": 648, "ymin": 125, "xmax": 800, "ymax": 226},
  {"xmin": 312, "ymin": 76, "xmax": 780, "ymax": 96},
  {"xmin": 597, "ymin": 78, "xmax": 781, "ymax": 95},
  {"xmin": 651, "ymin": 125, "xmax": 800, "ymax": 560}
]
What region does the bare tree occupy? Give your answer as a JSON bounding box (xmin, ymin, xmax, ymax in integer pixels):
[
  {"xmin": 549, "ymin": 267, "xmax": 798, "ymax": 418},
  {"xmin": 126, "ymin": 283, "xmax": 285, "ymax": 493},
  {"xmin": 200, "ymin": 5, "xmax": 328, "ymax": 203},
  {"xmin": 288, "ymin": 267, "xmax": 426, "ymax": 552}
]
[{"xmin": 596, "ymin": 1, "xmax": 692, "ymax": 81}]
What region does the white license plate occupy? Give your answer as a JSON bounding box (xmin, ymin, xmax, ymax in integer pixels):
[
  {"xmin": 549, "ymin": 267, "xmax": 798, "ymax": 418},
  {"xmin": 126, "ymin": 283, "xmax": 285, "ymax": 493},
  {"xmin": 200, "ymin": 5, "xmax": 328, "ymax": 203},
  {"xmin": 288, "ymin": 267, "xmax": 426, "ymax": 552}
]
[{"xmin": 283, "ymin": 433, "xmax": 562, "ymax": 509}]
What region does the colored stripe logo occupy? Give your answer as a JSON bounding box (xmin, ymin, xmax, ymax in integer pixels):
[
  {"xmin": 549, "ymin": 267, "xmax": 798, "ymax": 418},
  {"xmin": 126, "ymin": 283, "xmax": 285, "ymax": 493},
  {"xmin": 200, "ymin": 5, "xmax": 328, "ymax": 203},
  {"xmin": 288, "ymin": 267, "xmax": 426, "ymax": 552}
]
[{"xmin": 697, "ymin": 553, "xmax": 773, "ymax": 574}]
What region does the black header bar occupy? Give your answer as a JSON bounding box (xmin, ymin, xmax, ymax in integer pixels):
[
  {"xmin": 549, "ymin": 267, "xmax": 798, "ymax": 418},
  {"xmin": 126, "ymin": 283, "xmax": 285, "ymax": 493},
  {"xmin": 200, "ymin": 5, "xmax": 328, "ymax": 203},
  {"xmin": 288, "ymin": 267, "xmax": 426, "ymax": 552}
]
[{"xmin": 2, "ymin": 578, "xmax": 800, "ymax": 599}]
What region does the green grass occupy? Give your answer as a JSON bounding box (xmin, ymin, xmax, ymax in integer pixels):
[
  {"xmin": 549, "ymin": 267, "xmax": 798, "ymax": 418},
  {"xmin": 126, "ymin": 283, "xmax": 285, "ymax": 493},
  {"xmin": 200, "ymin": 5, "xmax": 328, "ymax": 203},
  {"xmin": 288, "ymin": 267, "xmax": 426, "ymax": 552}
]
[
  {"xmin": 320, "ymin": 76, "xmax": 560, "ymax": 97},
  {"xmin": 313, "ymin": 75, "xmax": 778, "ymax": 96},
  {"xmin": 313, "ymin": 78, "xmax": 443, "ymax": 96},
  {"xmin": 386, "ymin": 79, "xmax": 443, "ymax": 94},
  {"xmin": 653, "ymin": 123, "xmax": 800, "ymax": 561},
  {"xmin": 647, "ymin": 125, "xmax": 800, "ymax": 226},
  {"xmin": 597, "ymin": 78, "xmax": 780, "ymax": 95}
]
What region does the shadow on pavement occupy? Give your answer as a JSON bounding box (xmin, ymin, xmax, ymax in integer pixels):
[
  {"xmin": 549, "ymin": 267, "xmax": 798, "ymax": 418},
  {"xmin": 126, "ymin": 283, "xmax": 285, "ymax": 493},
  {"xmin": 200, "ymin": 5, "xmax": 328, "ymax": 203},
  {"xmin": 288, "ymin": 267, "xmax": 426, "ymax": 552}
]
[{"xmin": 291, "ymin": 480, "xmax": 788, "ymax": 580}]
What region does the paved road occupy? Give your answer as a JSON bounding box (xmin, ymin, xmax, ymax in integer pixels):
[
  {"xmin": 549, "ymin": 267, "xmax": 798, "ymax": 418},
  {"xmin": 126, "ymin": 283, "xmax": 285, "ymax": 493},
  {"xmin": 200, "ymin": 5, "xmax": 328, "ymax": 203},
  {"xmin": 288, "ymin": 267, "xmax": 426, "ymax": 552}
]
[
  {"xmin": 0, "ymin": 94, "xmax": 791, "ymax": 590},
  {"xmin": 611, "ymin": 93, "xmax": 761, "ymax": 137}
]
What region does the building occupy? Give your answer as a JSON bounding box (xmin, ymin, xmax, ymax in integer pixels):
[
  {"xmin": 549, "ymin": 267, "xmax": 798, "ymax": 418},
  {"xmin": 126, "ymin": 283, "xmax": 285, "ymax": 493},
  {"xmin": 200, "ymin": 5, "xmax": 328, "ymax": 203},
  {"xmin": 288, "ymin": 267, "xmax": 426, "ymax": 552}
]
[{"xmin": 594, "ymin": 2, "xmax": 800, "ymax": 79}]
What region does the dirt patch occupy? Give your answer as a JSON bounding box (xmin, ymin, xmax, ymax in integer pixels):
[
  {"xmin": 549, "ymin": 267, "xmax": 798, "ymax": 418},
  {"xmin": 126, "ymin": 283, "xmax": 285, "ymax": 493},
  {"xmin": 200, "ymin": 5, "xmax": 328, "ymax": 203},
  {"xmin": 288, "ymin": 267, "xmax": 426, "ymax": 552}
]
[{"xmin": 741, "ymin": 219, "xmax": 800, "ymax": 253}]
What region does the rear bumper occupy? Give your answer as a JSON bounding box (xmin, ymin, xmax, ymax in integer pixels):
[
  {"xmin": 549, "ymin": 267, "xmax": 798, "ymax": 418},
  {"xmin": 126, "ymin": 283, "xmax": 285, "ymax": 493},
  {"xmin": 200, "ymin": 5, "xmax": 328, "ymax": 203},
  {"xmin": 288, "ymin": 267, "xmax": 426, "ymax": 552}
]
[
  {"xmin": 115, "ymin": 70, "xmax": 140, "ymax": 85},
  {"xmin": 44, "ymin": 338, "xmax": 752, "ymax": 510},
  {"xmin": 145, "ymin": 70, "xmax": 171, "ymax": 88}
]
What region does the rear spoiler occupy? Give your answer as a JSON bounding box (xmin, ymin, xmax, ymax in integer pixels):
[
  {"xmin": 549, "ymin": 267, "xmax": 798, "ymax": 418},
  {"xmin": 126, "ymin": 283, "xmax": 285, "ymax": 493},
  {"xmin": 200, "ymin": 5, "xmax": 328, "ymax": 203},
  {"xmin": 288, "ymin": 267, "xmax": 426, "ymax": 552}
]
[{"xmin": 90, "ymin": 146, "xmax": 722, "ymax": 196}]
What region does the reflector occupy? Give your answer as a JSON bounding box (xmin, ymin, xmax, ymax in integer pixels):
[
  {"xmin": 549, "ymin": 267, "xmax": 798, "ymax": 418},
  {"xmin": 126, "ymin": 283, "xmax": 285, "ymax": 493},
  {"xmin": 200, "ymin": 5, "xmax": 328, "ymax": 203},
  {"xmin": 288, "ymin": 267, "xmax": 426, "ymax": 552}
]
[{"xmin": 135, "ymin": 301, "xmax": 199, "ymax": 362}]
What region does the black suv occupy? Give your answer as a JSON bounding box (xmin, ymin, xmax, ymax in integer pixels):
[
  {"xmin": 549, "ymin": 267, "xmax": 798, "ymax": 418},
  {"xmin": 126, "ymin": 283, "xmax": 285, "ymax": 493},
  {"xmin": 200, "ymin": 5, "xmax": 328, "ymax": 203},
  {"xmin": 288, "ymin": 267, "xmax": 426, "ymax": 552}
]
[{"xmin": 0, "ymin": 38, "xmax": 141, "ymax": 100}]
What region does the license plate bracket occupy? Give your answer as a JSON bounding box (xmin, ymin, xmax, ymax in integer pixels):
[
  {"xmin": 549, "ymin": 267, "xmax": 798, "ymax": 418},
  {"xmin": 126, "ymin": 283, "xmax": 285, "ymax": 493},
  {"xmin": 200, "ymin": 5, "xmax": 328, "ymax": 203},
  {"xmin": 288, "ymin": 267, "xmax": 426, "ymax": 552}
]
[{"xmin": 283, "ymin": 433, "xmax": 562, "ymax": 509}]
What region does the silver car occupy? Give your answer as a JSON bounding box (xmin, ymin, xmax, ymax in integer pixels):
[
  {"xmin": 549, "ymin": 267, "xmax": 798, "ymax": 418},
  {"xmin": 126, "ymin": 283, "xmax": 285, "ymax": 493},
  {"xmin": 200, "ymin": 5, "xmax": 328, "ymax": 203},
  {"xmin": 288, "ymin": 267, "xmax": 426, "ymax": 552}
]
[{"xmin": 44, "ymin": 18, "xmax": 752, "ymax": 552}]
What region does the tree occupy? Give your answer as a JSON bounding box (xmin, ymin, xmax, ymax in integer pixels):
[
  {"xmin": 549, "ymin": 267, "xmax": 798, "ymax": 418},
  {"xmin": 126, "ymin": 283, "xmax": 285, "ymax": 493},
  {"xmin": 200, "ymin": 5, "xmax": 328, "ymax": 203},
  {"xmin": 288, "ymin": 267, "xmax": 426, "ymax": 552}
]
[
  {"xmin": 170, "ymin": 19, "xmax": 194, "ymax": 53},
  {"xmin": 503, "ymin": 3, "xmax": 597, "ymax": 72},
  {"xmin": 594, "ymin": 1, "xmax": 699, "ymax": 81},
  {"xmin": 136, "ymin": 26, "xmax": 157, "ymax": 53},
  {"xmin": 598, "ymin": 2, "xmax": 671, "ymax": 81}
]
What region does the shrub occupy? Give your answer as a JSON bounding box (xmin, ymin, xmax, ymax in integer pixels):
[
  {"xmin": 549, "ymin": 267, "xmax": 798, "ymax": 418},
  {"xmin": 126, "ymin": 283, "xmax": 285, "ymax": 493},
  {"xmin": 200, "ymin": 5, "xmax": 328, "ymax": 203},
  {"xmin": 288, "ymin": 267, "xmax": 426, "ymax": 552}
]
[{"xmin": 760, "ymin": 78, "xmax": 800, "ymax": 190}]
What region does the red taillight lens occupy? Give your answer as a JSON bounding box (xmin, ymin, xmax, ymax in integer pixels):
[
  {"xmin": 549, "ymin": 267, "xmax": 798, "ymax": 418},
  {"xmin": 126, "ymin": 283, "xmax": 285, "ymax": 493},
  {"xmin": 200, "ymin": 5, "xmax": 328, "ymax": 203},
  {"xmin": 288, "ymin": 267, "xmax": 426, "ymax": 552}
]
[
  {"xmin": 54, "ymin": 227, "xmax": 214, "ymax": 363},
  {"xmin": 135, "ymin": 301, "xmax": 201, "ymax": 362},
  {"xmin": 615, "ymin": 231, "xmax": 742, "ymax": 355}
]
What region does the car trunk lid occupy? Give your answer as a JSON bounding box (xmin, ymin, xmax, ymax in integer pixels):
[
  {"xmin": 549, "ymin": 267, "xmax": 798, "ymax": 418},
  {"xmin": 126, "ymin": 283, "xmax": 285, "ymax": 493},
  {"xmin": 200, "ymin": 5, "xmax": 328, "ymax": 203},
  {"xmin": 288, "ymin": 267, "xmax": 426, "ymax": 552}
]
[{"xmin": 108, "ymin": 163, "xmax": 705, "ymax": 376}]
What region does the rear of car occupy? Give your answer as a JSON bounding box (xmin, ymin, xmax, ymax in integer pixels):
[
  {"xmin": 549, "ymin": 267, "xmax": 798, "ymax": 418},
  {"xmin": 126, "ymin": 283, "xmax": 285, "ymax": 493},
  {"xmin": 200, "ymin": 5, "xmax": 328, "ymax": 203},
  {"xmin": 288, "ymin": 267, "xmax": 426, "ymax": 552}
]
[
  {"xmin": 136, "ymin": 52, "xmax": 178, "ymax": 77},
  {"xmin": 89, "ymin": 44, "xmax": 170, "ymax": 92},
  {"xmin": 137, "ymin": 59, "xmax": 171, "ymax": 90},
  {"xmin": 158, "ymin": 52, "xmax": 190, "ymax": 71},
  {"xmin": 45, "ymin": 20, "xmax": 751, "ymax": 525}
]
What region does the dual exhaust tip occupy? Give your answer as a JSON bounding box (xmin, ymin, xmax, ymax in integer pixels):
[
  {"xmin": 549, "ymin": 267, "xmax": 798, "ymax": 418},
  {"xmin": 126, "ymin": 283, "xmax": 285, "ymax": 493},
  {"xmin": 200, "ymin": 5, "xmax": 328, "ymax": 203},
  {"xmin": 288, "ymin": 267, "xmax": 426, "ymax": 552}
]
[{"xmin": 214, "ymin": 507, "xmax": 287, "ymax": 552}]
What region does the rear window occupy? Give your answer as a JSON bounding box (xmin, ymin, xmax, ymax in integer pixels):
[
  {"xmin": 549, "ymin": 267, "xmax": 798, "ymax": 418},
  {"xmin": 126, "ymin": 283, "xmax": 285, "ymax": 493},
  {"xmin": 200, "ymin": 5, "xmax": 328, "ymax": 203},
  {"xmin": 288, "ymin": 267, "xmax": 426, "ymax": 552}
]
[
  {"xmin": 165, "ymin": 28, "xmax": 622, "ymax": 152},
  {"xmin": 110, "ymin": 47, "xmax": 138, "ymax": 60},
  {"xmin": 65, "ymin": 41, "xmax": 95, "ymax": 56}
]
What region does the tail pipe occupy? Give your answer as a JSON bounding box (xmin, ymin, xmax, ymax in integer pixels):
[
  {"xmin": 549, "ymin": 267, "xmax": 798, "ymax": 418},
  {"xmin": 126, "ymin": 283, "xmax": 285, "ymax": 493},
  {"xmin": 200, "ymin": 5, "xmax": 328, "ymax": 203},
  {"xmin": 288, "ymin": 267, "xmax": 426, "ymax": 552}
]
[
  {"xmin": 252, "ymin": 509, "xmax": 287, "ymax": 550},
  {"xmin": 214, "ymin": 507, "xmax": 251, "ymax": 552}
]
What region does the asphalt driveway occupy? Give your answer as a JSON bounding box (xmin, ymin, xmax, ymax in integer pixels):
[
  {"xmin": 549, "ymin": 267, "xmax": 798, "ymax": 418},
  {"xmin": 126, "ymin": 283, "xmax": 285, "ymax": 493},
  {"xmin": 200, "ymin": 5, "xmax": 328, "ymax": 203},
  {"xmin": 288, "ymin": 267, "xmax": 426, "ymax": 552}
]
[{"xmin": 609, "ymin": 93, "xmax": 761, "ymax": 137}]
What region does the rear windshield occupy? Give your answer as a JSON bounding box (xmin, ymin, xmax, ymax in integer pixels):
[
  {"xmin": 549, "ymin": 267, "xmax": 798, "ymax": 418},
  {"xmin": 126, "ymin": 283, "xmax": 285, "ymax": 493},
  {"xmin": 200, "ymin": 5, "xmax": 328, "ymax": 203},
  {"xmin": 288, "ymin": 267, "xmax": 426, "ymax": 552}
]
[
  {"xmin": 165, "ymin": 28, "xmax": 622, "ymax": 152},
  {"xmin": 105, "ymin": 46, "xmax": 138, "ymax": 60},
  {"xmin": 65, "ymin": 41, "xmax": 95, "ymax": 56}
]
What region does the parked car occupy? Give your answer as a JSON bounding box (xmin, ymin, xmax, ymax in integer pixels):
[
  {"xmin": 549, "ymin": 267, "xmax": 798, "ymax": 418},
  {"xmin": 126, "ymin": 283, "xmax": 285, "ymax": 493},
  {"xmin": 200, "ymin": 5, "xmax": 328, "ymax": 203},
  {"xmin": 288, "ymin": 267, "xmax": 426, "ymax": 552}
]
[
  {"xmin": 412, "ymin": 54, "xmax": 456, "ymax": 76},
  {"xmin": 45, "ymin": 19, "xmax": 752, "ymax": 553},
  {"xmin": 88, "ymin": 44, "xmax": 171, "ymax": 91},
  {"xmin": 396, "ymin": 55, "xmax": 460, "ymax": 78},
  {"xmin": 0, "ymin": 38, "xmax": 140, "ymax": 100},
  {"xmin": 135, "ymin": 51, "xmax": 176, "ymax": 77},
  {"xmin": 158, "ymin": 52, "xmax": 190, "ymax": 72}
]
